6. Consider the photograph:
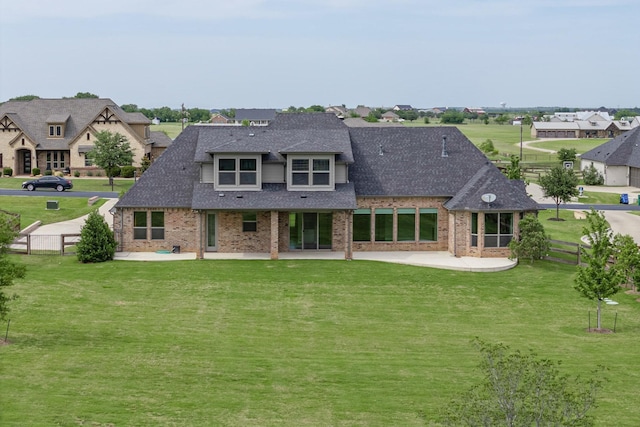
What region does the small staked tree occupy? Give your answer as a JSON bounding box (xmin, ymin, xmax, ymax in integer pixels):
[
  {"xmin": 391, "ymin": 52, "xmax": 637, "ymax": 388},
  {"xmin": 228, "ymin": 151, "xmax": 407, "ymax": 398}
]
[
  {"xmin": 87, "ymin": 130, "xmax": 134, "ymax": 190},
  {"xmin": 508, "ymin": 214, "xmax": 550, "ymax": 263},
  {"xmin": 443, "ymin": 339, "xmax": 604, "ymax": 426},
  {"xmin": 76, "ymin": 210, "xmax": 118, "ymax": 263},
  {"xmin": 539, "ymin": 165, "xmax": 579, "ymax": 220},
  {"xmin": 504, "ymin": 155, "xmax": 522, "ymax": 180},
  {"xmin": 0, "ymin": 213, "xmax": 26, "ymax": 321},
  {"xmin": 574, "ymin": 209, "xmax": 622, "ymax": 330}
]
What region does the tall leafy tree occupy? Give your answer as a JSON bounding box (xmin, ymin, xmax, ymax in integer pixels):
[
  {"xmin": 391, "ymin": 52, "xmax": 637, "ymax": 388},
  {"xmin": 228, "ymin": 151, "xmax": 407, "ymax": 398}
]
[
  {"xmin": 574, "ymin": 209, "xmax": 622, "ymax": 330},
  {"xmin": 508, "ymin": 214, "xmax": 550, "ymax": 263},
  {"xmin": 0, "ymin": 213, "xmax": 26, "ymax": 321},
  {"xmin": 443, "ymin": 339, "xmax": 604, "ymax": 426},
  {"xmin": 73, "ymin": 92, "xmax": 99, "ymax": 98},
  {"xmin": 77, "ymin": 211, "xmax": 118, "ymax": 263},
  {"xmin": 611, "ymin": 234, "xmax": 640, "ymax": 292},
  {"xmin": 539, "ymin": 165, "xmax": 579, "ymax": 220},
  {"xmin": 557, "ymin": 147, "xmax": 578, "ymax": 163},
  {"xmin": 87, "ymin": 130, "xmax": 134, "ymax": 190}
]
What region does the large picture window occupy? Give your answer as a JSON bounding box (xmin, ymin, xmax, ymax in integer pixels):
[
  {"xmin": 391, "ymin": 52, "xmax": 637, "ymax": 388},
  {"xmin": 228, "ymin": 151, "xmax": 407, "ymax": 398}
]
[
  {"xmin": 397, "ymin": 208, "xmax": 415, "ymax": 241},
  {"xmin": 419, "ymin": 208, "xmax": 438, "ymax": 241},
  {"xmin": 288, "ymin": 155, "xmax": 334, "ymax": 190},
  {"xmin": 374, "ymin": 208, "xmax": 393, "ymax": 242},
  {"xmin": 484, "ymin": 212, "xmax": 513, "ymax": 247},
  {"xmin": 215, "ymin": 156, "xmax": 260, "ymax": 190},
  {"xmin": 353, "ymin": 209, "xmax": 371, "ymax": 242}
]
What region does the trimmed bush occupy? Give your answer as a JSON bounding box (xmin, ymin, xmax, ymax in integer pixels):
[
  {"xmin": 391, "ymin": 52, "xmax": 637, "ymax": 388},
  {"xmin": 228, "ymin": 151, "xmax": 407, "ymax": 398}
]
[
  {"xmin": 108, "ymin": 166, "xmax": 121, "ymax": 178},
  {"xmin": 32, "ymin": 167, "xmax": 41, "ymax": 176},
  {"xmin": 76, "ymin": 210, "xmax": 118, "ymax": 263},
  {"xmin": 3, "ymin": 167, "xmax": 13, "ymax": 177},
  {"xmin": 44, "ymin": 169, "xmax": 53, "ymax": 176},
  {"xmin": 583, "ymin": 162, "xmax": 604, "ymax": 185},
  {"xmin": 74, "ymin": 170, "xmax": 80, "ymax": 178},
  {"xmin": 121, "ymin": 165, "xmax": 136, "ymax": 178},
  {"xmin": 86, "ymin": 170, "xmax": 94, "ymax": 177}
]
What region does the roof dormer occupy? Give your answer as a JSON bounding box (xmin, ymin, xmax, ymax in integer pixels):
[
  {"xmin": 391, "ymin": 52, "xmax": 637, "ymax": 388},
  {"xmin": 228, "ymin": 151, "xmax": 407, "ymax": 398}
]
[{"xmin": 47, "ymin": 113, "xmax": 70, "ymax": 138}]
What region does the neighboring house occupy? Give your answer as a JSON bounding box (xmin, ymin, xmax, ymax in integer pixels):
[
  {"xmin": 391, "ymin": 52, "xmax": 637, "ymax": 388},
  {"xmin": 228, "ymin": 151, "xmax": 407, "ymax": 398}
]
[
  {"xmin": 381, "ymin": 111, "xmax": 400, "ymax": 122},
  {"xmin": 147, "ymin": 131, "xmax": 173, "ymax": 160},
  {"xmin": 463, "ymin": 107, "xmax": 486, "ymax": 115},
  {"xmin": 325, "ymin": 105, "xmax": 348, "ymax": 118},
  {"xmin": 580, "ymin": 127, "xmax": 640, "ymax": 187},
  {"xmin": 0, "ymin": 98, "xmax": 152, "ymax": 175},
  {"xmin": 227, "ymin": 108, "xmax": 277, "ymax": 126},
  {"xmin": 352, "ymin": 106, "xmax": 372, "ymax": 118},
  {"xmin": 392, "ymin": 104, "xmax": 413, "ymax": 111},
  {"xmin": 113, "ymin": 113, "xmax": 538, "ymax": 259},
  {"xmin": 531, "ymin": 119, "xmax": 633, "ymax": 139},
  {"xmin": 210, "ymin": 113, "xmax": 230, "ymax": 124}
]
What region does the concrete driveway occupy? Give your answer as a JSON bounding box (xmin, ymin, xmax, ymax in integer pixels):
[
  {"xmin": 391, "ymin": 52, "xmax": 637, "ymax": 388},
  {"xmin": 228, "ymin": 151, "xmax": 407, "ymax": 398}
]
[{"xmin": 528, "ymin": 183, "xmax": 640, "ymax": 244}]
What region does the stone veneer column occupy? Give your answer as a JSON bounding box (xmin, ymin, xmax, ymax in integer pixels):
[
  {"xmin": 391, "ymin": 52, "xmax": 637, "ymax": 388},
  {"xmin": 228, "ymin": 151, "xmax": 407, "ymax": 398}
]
[{"xmin": 270, "ymin": 211, "xmax": 279, "ymax": 260}]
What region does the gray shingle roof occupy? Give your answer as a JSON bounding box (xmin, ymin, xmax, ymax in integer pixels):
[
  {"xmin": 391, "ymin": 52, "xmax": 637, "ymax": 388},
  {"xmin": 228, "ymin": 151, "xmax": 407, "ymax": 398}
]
[
  {"xmin": 118, "ymin": 117, "xmax": 536, "ymax": 213},
  {"xmin": 149, "ymin": 131, "xmax": 173, "ymax": 148},
  {"xmin": 0, "ymin": 98, "xmax": 150, "ymax": 150},
  {"xmin": 444, "ymin": 164, "xmax": 539, "ymax": 211},
  {"xmin": 192, "ymin": 126, "xmax": 354, "ymax": 163},
  {"xmin": 581, "ymin": 127, "xmax": 640, "ymax": 167},
  {"xmin": 267, "ymin": 112, "xmax": 347, "ymax": 130},
  {"xmin": 191, "ymin": 183, "xmax": 357, "ymax": 210},
  {"xmin": 233, "ymin": 109, "xmax": 277, "ymax": 121}
]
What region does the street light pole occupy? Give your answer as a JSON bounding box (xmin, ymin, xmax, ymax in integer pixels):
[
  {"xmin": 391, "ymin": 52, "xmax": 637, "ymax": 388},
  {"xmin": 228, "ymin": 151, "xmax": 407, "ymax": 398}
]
[{"xmin": 519, "ymin": 121, "xmax": 523, "ymax": 161}]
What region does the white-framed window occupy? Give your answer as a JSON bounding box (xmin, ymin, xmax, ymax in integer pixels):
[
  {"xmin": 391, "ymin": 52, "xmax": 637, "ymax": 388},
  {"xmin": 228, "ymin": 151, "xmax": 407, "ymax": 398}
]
[
  {"xmin": 46, "ymin": 151, "xmax": 66, "ymax": 170},
  {"xmin": 214, "ymin": 155, "xmax": 260, "ymax": 190},
  {"xmin": 242, "ymin": 212, "xmax": 257, "ymax": 232},
  {"xmin": 48, "ymin": 125, "xmax": 63, "ymax": 137},
  {"xmin": 287, "ymin": 155, "xmax": 334, "ymax": 190}
]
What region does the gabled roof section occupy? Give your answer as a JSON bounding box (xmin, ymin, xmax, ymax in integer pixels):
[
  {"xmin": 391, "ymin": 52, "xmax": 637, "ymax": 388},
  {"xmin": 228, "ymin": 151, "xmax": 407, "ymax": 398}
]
[
  {"xmin": 117, "ymin": 126, "xmax": 200, "ymax": 208},
  {"xmin": 581, "ymin": 127, "xmax": 640, "ymax": 167},
  {"xmin": 348, "ymin": 126, "xmax": 490, "ymax": 197},
  {"xmin": 267, "ymin": 112, "xmax": 347, "ymax": 130},
  {"xmin": 0, "ymin": 98, "xmax": 149, "ymax": 150},
  {"xmin": 149, "ymin": 131, "xmax": 173, "ymax": 148},
  {"xmin": 192, "ymin": 126, "xmax": 353, "ymax": 163},
  {"xmin": 444, "ymin": 164, "xmax": 539, "ymax": 211}
]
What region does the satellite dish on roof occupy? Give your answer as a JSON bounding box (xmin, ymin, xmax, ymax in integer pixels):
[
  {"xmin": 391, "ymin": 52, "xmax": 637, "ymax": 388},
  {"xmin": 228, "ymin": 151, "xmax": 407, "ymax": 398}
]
[{"xmin": 481, "ymin": 193, "xmax": 497, "ymax": 203}]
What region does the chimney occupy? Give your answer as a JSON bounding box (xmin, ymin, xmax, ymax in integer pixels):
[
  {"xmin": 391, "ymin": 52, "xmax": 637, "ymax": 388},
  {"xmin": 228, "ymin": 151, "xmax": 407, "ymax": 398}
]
[{"xmin": 441, "ymin": 135, "xmax": 448, "ymax": 158}]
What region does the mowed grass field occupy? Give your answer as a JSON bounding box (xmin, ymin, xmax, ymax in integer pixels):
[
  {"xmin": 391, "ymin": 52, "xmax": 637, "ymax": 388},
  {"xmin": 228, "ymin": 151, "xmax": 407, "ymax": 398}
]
[{"xmin": 2, "ymin": 256, "xmax": 640, "ymax": 426}]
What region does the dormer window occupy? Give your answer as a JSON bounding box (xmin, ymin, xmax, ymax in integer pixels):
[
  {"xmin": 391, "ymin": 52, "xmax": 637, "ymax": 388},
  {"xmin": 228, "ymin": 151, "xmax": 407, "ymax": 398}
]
[
  {"xmin": 288, "ymin": 155, "xmax": 334, "ymax": 190},
  {"xmin": 48, "ymin": 125, "xmax": 63, "ymax": 137},
  {"xmin": 214, "ymin": 155, "xmax": 261, "ymax": 190}
]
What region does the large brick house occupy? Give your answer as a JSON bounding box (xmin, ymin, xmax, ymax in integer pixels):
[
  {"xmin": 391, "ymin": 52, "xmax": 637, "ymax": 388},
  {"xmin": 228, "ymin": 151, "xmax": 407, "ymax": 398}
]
[
  {"xmin": 0, "ymin": 98, "xmax": 169, "ymax": 175},
  {"xmin": 113, "ymin": 113, "xmax": 538, "ymax": 258}
]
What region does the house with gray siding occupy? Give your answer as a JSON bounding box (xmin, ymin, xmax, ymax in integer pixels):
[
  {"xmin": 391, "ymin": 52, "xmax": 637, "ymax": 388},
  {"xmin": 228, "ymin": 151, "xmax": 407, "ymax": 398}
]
[{"xmin": 113, "ymin": 113, "xmax": 538, "ymax": 258}]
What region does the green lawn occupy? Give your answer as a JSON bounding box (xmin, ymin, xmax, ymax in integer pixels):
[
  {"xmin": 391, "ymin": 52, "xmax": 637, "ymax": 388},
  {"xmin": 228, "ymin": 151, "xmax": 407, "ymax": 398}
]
[
  {"xmin": 2, "ymin": 256, "xmax": 639, "ymax": 426},
  {"xmin": 151, "ymin": 122, "xmax": 186, "ymax": 139},
  {"xmin": 0, "ymin": 196, "xmax": 106, "ymax": 227},
  {"xmin": 528, "ymin": 138, "xmax": 607, "ymax": 153}
]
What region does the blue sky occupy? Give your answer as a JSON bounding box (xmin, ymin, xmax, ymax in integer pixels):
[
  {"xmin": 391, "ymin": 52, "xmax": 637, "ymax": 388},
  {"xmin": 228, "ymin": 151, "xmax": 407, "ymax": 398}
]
[{"xmin": 1, "ymin": 0, "xmax": 638, "ymax": 110}]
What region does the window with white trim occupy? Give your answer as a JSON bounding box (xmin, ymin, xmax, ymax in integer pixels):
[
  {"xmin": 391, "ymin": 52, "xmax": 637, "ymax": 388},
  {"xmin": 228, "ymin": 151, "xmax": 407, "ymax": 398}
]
[
  {"xmin": 287, "ymin": 155, "xmax": 334, "ymax": 190},
  {"xmin": 214, "ymin": 155, "xmax": 260, "ymax": 190},
  {"xmin": 242, "ymin": 212, "xmax": 257, "ymax": 232}
]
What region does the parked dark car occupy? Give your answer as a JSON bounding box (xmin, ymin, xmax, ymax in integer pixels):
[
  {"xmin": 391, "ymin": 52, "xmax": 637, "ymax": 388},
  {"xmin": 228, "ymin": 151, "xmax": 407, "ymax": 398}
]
[{"xmin": 22, "ymin": 176, "xmax": 73, "ymax": 192}]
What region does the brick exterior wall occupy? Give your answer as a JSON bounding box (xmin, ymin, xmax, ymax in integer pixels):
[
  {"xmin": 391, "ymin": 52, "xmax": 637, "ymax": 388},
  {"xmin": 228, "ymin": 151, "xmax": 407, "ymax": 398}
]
[
  {"xmin": 115, "ymin": 201, "xmax": 521, "ymax": 258},
  {"xmin": 352, "ymin": 197, "xmax": 449, "ymax": 252}
]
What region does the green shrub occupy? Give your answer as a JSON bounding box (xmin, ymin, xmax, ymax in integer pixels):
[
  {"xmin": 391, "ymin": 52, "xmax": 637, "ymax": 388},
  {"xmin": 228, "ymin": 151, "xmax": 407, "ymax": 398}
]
[
  {"xmin": 3, "ymin": 167, "xmax": 12, "ymax": 177},
  {"xmin": 121, "ymin": 165, "xmax": 136, "ymax": 178},
  {"xmin": 44, "ymin": 169, "xmax": 53, "ymax": 176},
  {"xmin": 31, "ymin": 167, "xmax": 40, "ymax": 176},
  {"xmin": 86, "ymin": 170, "xmax": 93, "ymax": 177},
  {"xmin": 107, "ymin": 166, "xmax": 121, "ymax": 178},
  {"xmin": 479, "ymin": 139, "xmax": 498, "ymax": 155},
  {"xmin": 76, "ymin": 210, "xmax": 118, "ymax": 263},
  {"xmin": 74, "ymin": 170, "xmax": 80, "ymax": 178},
  {"xmin": 582, "ymin": 162, "xmax": 604, "ymax": 185}
]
